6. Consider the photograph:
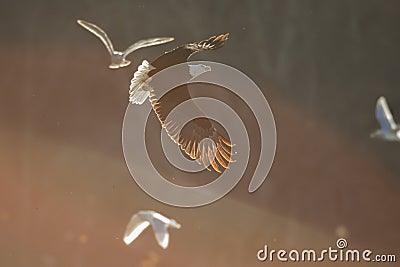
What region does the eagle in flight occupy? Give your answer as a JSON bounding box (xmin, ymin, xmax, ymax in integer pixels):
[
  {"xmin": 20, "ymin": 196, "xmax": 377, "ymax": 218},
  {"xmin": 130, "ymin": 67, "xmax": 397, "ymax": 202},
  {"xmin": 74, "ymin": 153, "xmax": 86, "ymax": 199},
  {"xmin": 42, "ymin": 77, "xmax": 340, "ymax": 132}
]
[{"xmin": 129, "ymin": 33, "xmax": 234, "ymax": 173}]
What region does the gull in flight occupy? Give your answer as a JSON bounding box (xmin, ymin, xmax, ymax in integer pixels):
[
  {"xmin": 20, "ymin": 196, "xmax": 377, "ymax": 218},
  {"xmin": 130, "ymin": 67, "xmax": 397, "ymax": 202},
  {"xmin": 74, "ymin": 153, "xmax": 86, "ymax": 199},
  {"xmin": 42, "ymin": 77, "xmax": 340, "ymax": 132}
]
[
  {"xmin": 77, "ymin": 19, "xmax": 174, "ymax": 69},
  {"xmin": 128, "ymin": 33, "xmax": 235, "ymax": 173},
  {"xmin": 370, "ymin": 96, "xmax": 400, "ymax": 141},
  {"xmin": 123, "ymin": 210, "xmax": 181, "ymax": 249}
]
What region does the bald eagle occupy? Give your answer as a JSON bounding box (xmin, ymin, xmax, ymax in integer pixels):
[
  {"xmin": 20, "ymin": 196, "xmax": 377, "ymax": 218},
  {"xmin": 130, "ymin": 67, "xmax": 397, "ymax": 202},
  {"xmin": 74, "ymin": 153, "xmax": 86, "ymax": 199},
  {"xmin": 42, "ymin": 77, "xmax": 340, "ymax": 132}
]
[{"xmin": 129, "ymin": 34, "xmax": 234, "ymax": 173}]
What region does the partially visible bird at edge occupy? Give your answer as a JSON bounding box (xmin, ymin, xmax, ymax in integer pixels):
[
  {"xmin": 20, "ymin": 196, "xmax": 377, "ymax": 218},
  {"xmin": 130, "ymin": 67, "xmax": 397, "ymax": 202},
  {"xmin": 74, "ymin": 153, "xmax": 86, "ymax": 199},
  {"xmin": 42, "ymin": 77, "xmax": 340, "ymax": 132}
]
[{"xmin": 371, "ymin": 96, "xmax": 400, "ymax": 142}]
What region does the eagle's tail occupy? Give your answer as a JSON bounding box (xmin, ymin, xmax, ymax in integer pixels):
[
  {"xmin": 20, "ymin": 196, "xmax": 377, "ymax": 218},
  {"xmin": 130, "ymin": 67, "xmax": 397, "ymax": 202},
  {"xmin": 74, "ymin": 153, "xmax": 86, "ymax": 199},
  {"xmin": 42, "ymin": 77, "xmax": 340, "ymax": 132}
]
[{"xmin": 129, "ymin": 60, "xmax": 155, "ymax": 105}]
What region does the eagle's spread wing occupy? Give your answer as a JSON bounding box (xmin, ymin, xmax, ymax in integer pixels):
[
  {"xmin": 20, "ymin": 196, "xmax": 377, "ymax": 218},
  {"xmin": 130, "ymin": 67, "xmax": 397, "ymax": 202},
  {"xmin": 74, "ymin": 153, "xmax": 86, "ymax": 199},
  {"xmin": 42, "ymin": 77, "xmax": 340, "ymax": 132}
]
[
  {"xmin": 149, "ymin": 85, "xmax": 234, "ymax": 173},
  {"xmin": 148, "ymin": 34, "xmax": 232, "ymax": 172},
  {"xmin": 148, "ymin": 34, "xmax": 229, "ymax": 76}
]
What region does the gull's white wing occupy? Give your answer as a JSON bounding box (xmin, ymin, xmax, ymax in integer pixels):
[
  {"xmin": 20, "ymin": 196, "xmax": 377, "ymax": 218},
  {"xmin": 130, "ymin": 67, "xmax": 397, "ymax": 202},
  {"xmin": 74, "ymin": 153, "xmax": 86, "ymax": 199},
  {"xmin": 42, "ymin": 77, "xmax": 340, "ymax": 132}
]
[
  {"xmin": 149, "ymin": 218, "xmax": 170, "ymax": 249},
  {"xmin": 123, "ymin": 37, "xmax": 174, "ymax": 57},
  {"xmin": 123, "ymin": 213, "xmax": 150, "ymax": 245},
  {"xmin": 77, "ymin": 19, "xmax": 115, "ymax": 55},
  {"xmin": 376, "ymin": 96, "xmax": 397, "ymax": 131}
]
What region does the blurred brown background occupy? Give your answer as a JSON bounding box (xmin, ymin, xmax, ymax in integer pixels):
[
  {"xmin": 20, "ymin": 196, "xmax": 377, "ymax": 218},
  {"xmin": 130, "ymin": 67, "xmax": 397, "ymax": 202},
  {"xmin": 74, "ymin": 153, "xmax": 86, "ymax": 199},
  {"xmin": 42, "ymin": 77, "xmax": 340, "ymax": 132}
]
[{"xmin": 0, "ymin": 0, "xmax": 399, "ymax": 266}]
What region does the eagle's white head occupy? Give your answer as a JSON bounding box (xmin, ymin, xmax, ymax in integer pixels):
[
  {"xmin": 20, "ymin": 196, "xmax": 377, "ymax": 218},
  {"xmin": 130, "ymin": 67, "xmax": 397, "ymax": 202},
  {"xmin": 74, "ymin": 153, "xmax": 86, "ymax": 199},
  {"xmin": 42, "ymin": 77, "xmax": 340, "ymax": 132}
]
[{"xmin": 188, "ymin": 64, "xmax": 212, "ymax": 80}]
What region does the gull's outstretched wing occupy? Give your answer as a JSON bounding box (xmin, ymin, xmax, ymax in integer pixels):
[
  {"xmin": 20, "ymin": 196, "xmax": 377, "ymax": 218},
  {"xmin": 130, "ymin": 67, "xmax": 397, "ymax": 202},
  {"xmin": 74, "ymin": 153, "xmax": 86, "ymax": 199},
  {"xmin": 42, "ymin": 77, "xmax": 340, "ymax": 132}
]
[
  {"xmin": 148, "ymin": 212, "xmax": 180, "ymax": 249},
  {"xmin": 77, "ymin": 19, "xmax": 114, "ymax": 55},
  {"xmin": 376, "ymin": 96, "xmax": 397, "ymax": 131},
  {"xmin": 123, "ymin": 37, "xmax": 175, "ymax": 57},
  {"xmin": 149, "ymin": 85, "xmax": 234, "ymax": 173},
  {"xmin": 123, "ymin": 213, "xmax": 150, "ymax": 245},
  {"xmin": 149, "ymin": 218, "xmax": 171, "ymax": 249}
]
